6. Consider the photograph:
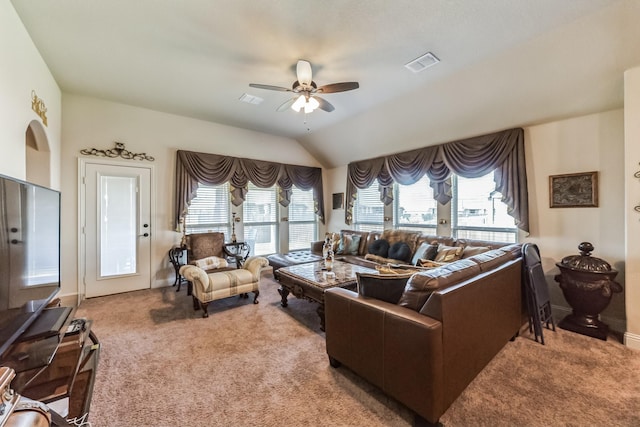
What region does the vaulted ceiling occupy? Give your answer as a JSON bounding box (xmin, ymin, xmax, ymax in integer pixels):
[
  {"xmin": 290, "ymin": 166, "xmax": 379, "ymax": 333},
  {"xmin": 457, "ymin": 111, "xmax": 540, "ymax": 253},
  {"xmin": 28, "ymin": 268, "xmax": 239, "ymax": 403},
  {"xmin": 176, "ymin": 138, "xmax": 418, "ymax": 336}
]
[{"xmin": 11, "ymin": 0, "xmax": 640, "ymax": 167}]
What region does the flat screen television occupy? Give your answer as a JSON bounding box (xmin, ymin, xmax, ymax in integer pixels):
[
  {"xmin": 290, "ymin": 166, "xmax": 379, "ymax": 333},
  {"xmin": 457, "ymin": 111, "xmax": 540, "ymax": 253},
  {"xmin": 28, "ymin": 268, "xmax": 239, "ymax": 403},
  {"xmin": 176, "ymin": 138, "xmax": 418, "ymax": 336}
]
[{"xmin": 0, "ymin": 174, "xmax": 61, "ymax": 357}]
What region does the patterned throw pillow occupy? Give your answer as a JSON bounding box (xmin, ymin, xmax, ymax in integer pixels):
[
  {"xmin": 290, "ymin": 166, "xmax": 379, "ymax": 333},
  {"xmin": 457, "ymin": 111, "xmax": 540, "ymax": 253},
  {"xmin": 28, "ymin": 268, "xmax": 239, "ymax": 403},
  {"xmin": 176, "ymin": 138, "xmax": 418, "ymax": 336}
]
[
  {"xmin": 336, "ymin": 233, "xmax": 361, "ymax": 255},
  {"xmin": 411, "ymin": 242, "xmax": 439, "ymax": 265},
  {"xmin": 433, "ymin": 244, "xmax": 464, "ymax": 263},
  {"xmin": 192, "ymin": 256, "xmax": 229, "ymax": 270}
]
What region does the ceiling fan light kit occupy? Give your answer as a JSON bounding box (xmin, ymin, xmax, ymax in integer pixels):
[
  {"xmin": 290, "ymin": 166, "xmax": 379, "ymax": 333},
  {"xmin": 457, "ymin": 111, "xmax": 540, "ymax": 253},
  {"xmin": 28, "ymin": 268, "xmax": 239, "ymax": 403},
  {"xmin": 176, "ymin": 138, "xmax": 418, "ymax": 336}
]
[
  {"xmin": 249, "ymin": 60, "xmax": 359, "ymax": 114},
  {"xmin": 291, "ymin": 94, "xmax": 319, "ymax": 113}
]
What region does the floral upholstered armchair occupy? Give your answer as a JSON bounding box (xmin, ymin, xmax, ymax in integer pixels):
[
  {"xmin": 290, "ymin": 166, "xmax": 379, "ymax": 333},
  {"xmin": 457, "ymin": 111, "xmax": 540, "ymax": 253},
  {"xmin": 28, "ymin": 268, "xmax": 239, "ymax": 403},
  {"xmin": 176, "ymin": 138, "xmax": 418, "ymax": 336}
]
[{"xmin": 185, "ymin": 232, "xmax": 235, "ymax": 272}]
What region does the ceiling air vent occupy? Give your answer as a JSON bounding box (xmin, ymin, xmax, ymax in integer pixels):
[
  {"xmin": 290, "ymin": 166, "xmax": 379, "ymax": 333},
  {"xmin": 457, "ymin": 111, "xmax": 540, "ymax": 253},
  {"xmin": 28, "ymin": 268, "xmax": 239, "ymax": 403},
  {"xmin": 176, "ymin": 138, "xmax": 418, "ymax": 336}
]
[
  {"xmin": 239, "ymin": 93, "xmax": 264, "ymax": 105},
  {"xmin": 405, "ymin": 52, "xmax": 440, "ymax": 73}
]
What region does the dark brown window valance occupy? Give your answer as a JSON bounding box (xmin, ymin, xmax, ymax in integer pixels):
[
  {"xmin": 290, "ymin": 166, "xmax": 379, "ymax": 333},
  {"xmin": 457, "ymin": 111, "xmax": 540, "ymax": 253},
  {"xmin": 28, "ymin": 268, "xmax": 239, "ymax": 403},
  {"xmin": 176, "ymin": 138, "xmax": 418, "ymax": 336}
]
[
  {"xmin": 346, "ymin": 128, "xmax": 529, "ymax": 232},
  {"xmin": 175, "ymin": 150, "xmax": 325, "ymax": 229}
]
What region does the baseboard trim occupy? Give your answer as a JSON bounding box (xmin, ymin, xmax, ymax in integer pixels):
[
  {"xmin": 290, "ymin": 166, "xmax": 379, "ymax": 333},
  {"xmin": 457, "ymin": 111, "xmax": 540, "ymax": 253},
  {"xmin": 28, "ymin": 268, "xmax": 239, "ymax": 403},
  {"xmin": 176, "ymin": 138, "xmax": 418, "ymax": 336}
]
[{"xmin": 624, "ymin": 332, "xmax": 640, "ymax": 350}]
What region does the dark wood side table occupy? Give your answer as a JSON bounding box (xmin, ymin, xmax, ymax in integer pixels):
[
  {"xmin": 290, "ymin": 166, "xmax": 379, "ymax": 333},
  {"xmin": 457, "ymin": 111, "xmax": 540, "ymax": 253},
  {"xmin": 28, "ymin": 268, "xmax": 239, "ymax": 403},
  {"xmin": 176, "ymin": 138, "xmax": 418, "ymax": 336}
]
[
  {"xmin": 168, "ymin": 246, "xmax": 187, "ymax": 291},
  {"xmin": 223, "ymin": 242, "xmax": 251, "ymax": 268}
]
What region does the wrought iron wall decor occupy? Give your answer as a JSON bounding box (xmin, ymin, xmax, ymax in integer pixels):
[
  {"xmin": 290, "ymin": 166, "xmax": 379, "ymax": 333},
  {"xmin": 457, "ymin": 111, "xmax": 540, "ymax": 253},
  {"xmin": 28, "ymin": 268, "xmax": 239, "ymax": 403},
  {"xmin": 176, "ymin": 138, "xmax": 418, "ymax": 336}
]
[
  {"xmin": 31, "ymin": 90, "xmax": 48, "ymax": 126},
  {"xmin": 80, "ymin": 142, "xmax": 155, "ymax": 161}
]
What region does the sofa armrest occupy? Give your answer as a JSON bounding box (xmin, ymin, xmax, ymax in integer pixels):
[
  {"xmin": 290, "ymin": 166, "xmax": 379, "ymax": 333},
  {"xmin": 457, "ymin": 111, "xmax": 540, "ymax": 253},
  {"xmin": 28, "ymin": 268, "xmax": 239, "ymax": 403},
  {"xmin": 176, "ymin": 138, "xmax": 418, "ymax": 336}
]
[
  {"xmin": 242, "ymin": 256, "xmax": 269, "ymax": 280},
  {"xmin": 179, "ymin": 265, "xmax": 210, "ymax": 293},
  {"xmin": 325, "ymin": 288, "xmax": 445, "ymax": 423}
]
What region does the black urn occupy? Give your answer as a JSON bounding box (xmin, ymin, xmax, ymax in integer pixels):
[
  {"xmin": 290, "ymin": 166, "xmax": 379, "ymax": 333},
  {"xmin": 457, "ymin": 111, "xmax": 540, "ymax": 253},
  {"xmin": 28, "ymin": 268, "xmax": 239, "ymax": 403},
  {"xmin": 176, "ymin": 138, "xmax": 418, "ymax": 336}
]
[{"xmin": 554, "ymin": 242, "xmax": 622, "ymax": 340}]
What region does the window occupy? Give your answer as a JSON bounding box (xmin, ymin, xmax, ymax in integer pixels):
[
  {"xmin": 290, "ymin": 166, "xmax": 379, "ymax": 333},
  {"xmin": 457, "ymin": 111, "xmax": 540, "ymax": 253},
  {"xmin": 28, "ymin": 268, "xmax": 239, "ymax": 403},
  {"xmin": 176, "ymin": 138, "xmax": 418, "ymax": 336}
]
[
  {"xmin": 184, "ymin": 183, "xmax": 231, "ymax": 236},
  {"xmin": 243, "ymin": 183, "xmax": 278, "ymax": 255},
  {"xmin": 353, "ymin": 180, "xmax": 384, "ymax": 232},
  {"xmin": 394, "ymin": 175, "xmax": 437, "ymax": 234},
  {"xmin": 288, "ymin": 187, "xmax": 317, "ymax": 251},
  {"xmin": 452, "ymin": 173, "xmax": 517, "ymax": 242}
]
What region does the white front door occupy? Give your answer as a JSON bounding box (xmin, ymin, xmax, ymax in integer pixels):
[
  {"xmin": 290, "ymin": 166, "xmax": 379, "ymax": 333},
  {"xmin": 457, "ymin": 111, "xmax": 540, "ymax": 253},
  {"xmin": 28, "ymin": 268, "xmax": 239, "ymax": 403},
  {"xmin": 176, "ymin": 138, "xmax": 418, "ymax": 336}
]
[{"xmin": 82, "ymin": 162, "xmax": 152, "ymax": 298}]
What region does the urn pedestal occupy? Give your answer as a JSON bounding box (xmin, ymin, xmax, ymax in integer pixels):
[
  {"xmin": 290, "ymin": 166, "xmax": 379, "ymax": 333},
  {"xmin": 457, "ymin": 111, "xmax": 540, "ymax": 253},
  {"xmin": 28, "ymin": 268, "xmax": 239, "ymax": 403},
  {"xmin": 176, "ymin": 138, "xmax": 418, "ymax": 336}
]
[{"xmin": 554, "ymin": 242, "xmax": 622, "ymax": 340}]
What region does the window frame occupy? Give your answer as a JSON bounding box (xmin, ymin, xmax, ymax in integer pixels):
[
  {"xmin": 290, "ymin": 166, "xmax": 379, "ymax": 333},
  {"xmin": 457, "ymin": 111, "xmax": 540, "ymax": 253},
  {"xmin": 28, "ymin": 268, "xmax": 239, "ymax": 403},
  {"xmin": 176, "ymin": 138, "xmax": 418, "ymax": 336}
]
[{"xmin": 351, "ymin": 173, "xmax": 518, "ymax": 243}]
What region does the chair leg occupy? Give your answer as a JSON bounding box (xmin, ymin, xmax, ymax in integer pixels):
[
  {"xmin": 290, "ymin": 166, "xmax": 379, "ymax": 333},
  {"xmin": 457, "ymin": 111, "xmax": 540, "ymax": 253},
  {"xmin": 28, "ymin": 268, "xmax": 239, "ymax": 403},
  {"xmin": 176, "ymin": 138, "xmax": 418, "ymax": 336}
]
[
  {"xmin": 200, "ymin": 301, "xmax": 210, "ymax": 318},
  {"xmin": 192, "ymin": 295, "xmax": 200, "ymax": 311},
  {"xmin": 253, "ymin": 290, "xmax": 259, "ymax": 304}
]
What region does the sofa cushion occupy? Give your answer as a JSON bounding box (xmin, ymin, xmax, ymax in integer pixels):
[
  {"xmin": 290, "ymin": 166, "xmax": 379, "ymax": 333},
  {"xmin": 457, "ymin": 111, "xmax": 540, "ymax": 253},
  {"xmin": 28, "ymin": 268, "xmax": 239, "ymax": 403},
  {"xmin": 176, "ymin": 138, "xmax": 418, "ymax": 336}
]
[
  {"xmin": 461, "ymin": 245, "xmax": 490, "ymax": 258},
  {"xmin": 411, "ymin": 242, "xmax": 438, "ymax": 265},
  {"xmin": 380, "ymin": 229, "xmax": 421, "ymax": 255},
  {"xmin": 434, "ymin": 244, "xmax": 464, "ymax": 263},
  {"xmin": 336, "ymin": 232, "xmax": 361, "ymax": 255},
  {"xmin": 455, "ymin": 238, "xmax": 510, "ymax": 250},
  {"xmin": 465, "ymin": 249, "xmax": 515, "ymax": 272},
  {"xmin": 356, "ymin": 272, "xmax": 414, "ymax": 304},
  {"xmin": 388, "ymin": 241, "xmax": 412, "ymax": 263},
  {"xmin": 367, "ymin": 238, "xmax": 390, "ymax": 257},
  {"xmin": 416, "ymin": 234, "xmax": 456, "ymax": 248},
  {"xmin": 398, "ymin": 259, "xmax": 481, "ymax": 311},
  {"xmin": 500, "ymin": 243, "xmax": 523, "ymax": 258}
]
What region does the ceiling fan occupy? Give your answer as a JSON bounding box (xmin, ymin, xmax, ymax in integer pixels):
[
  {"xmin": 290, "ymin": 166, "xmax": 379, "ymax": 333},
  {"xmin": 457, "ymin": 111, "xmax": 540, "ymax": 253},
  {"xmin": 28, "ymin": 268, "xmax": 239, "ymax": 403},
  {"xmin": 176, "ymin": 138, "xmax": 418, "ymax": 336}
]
[{"xmin": 249, "ymin": 60, "xmax": 359, "ymax": 114}]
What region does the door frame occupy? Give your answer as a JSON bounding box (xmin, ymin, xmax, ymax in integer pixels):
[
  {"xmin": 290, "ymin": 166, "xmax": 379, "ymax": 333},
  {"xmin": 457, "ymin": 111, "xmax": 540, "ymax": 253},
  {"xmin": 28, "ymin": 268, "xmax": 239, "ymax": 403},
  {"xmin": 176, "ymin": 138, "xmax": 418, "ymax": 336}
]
[{"xmin": 77, "ymin": 158, "xmax": 156, "ymax": 302}]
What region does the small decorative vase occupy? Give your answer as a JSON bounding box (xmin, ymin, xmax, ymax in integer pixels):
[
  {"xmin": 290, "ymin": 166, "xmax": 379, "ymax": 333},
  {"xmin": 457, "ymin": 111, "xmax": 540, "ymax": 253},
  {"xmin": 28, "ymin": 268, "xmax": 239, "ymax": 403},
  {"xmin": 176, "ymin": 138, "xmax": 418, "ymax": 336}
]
[{"xmin": 554, "ymin": 242, "xmax": 622, "ymax": 340}]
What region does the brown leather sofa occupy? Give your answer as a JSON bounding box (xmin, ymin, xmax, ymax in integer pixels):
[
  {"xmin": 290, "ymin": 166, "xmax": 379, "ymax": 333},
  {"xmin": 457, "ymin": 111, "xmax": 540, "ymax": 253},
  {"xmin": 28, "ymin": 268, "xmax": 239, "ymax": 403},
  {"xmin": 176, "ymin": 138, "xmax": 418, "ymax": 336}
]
[
  {"xmin": 312, "ymin": 229, "xmax": 510, "ymax": 268},
  {"xmin": 324, "ymin": 244, "xmax": 523, "ymax": 426}
]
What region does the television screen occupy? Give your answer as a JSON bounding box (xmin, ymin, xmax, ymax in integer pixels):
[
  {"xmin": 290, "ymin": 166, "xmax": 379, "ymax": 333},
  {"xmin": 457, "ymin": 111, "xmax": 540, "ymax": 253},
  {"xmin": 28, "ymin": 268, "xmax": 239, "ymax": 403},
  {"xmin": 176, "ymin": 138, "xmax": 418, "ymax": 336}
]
[{"xmin": 0, "ymin": 174, "xmax": 61, "ymax": 357}]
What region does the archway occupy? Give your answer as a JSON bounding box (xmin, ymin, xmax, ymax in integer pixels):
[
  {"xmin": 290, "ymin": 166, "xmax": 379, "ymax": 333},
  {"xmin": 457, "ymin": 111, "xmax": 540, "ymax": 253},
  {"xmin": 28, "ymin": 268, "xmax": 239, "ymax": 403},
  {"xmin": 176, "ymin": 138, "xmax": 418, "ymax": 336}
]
[{"xmin": 25, "ymin": 119, "xmax": 51, "ymax": 187}]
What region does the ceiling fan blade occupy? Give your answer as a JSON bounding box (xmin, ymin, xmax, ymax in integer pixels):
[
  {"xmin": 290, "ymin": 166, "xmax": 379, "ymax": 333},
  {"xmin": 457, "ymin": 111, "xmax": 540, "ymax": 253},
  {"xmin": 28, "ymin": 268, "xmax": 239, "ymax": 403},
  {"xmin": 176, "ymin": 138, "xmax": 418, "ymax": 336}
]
[
  {"xmin": 316, "ymin": 82, "xmax": 360, "ymax": 93},
  {"xmin": 276, "ymin": 97, "xmax": 297, "ymax": 112},
  {"xmin": 314, "ymin": 96, "xmax": 335, "ymax": 112},
  {"xmin": 296, "ymin": 60, "xmax": 313, "ymax": 86},
  {"xmin": 249, "ymin": 83, "xmax": 292, "ymax": 92}
]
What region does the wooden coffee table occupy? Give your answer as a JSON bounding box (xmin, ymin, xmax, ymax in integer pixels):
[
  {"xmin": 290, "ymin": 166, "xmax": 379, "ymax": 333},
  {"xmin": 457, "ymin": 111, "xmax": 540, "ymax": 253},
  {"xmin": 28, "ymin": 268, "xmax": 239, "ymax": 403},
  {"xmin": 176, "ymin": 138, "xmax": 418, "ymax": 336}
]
[{"xmin": 274, "ymin": 260, "xmax": 377, "ymax": 331}]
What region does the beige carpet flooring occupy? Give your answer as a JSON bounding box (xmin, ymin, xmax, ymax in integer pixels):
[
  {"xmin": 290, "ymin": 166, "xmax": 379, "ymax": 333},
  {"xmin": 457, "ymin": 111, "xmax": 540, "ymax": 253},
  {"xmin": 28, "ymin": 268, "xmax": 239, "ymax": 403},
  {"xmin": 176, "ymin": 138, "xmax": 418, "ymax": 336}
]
[{"xmin": 75, "ymin": 272, "xmax": 640, "ymax": 427}]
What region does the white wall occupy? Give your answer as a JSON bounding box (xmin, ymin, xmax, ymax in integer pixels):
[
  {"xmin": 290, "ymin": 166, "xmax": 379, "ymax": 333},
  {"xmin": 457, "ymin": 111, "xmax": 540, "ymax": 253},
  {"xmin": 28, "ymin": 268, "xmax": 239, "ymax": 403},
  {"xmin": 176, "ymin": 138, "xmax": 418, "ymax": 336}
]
[
  {"xmin": 525, "ymin": 109, "xmax": 626, "ymax": 331},
  {"xmin": 0, "ymin": 1, "xmax": 61, "ymax": 186},
  {"xmin": 322, "ymin": 166, "xmax": 348, "ymax": 235},
  {"xmin": 624, "ymin": 66, "xmax": 640, "ymax": 349},
  {"xmin": 323, "ymin": 109, "xmax": 627, "ymax": 332},
  {"xmin": 61, "ymin": 94, "xmax": 321, "ymax": 297}
]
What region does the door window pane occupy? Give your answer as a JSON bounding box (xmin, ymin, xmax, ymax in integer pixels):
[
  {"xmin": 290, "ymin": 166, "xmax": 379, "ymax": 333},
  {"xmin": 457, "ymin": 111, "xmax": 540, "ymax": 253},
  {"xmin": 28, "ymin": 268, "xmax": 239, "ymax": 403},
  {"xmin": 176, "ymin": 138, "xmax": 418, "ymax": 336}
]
[{"xmin": 100, "ymin": 175, "xmax": 137, "ymax": 277}]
